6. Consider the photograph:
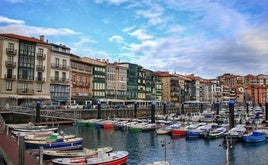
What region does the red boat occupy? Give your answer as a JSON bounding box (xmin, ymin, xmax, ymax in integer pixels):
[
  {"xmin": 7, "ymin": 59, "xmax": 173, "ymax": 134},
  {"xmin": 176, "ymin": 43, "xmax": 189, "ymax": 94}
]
[
  {"xmin": 102, "ymin": 122, "xmax": 114, "ymax": 129},
  {"xmin": 170, "ymin": 129, "xmax": 187, "ymax": 136},
  {"xmin": 52, "ymin": 150, "xmax": 128, "ymax": 165}
]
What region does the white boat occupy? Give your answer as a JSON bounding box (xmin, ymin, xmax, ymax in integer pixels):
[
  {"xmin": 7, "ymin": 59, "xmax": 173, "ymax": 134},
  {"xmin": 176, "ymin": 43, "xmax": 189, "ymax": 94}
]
[
  {"xmin": 206, "ymin": 125, "xmax": 228, "ymax": 139},
  {"xmin": 146, "ymin": 161, "xmax": 170, "ymax": 165},
  {"xmin": 51, "ymin": 150, "xmax": 129, "ymax": 165},
  {"xmin": 43, "ymin": 146, "xmax": 113, "ymax": 159},
  {"xmin": 226, "ymin": 124, "xmax": 246, "ymax": 139},
  {"xmin": 155, "ymin": 127, "xmax": 170, "ymax": 135}
]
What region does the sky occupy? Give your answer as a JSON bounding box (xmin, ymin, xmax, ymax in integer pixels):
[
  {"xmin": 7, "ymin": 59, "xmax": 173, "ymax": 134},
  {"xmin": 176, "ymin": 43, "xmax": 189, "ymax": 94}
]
[{"xmin": 1, "ymin": 0, "xmax": 268, "ymax": 79}]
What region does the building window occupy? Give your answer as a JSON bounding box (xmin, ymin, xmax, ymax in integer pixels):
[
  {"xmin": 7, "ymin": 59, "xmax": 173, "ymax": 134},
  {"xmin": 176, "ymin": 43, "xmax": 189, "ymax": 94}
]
[
  {"xmin": 22, "ymin": 83, "xmax": 27, "ymax": 93},
  {"xmin": 7, "ymin": 55, "xmax": 13, "ymax": 63},
  {"xmin": 63, "ymin": 60, "xmax": 67, "ymax": 69},
  {"xmin": 55, "ymin": 58, "xmax": 59, "ymax": 67},
  {"xmin": 37, "ymin": 84, "xmax": 42, "ymax": 92},
  {"xmin": 8, "ymin": 43, "xmax": 15, "ymax": 50},
  {"xmin": 55, "ymin": 71, "xmax": 59, "ymax": 81},
  {"xmin": 37, "ymin": 60, "xmax": 43, "ymax": 68},
  {"xmin": 6, "ymin": 82, "xmax": 12, "ymax": 91},
  {"xmin": 72, "ymin": 74, "xmax": 76, "ymax": 82},
  {"xmin": 7, "ymin": 69, "xmax": 12, "ymax": 78},
  {"xmin": 62, "ymin": 72, "xmax": 66, "ymax": 81},
  {"xmin": 37, "ymin": 72, "xmax": 43, "ymax": 81},
  {"xmin": 18, "ymin": 42, "xmax": 35, "ymax": 80},
  {"xmin": 7, "ymin": 43, "xmax": 15, "ymax": 54},
  {"xmin": 37, "ymin": 48, "xmax": 44, "ymax": 56}
]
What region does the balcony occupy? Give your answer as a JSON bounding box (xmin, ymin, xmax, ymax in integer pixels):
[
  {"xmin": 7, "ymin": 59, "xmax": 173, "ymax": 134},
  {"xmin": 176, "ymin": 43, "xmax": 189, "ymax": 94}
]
[
  {"xmin": 6, "ymin": 48, "xmax": 17, "ymax": 56},
  {"xmin": 17, "ymin": 88, "xmax": 34, "ymax": 95},
  {"xmin": 36, "ymin": 65, "xmax": 45, "ymax": 71},
  {"xmin": 85, "ymin": 82, "xmax": 90, "ymax": 87},
  {"xmin": 36, "ymin": 53, "xmax": 46, "ymax": 60},
  {"xmin": 5, "ymin": 61, "xmax": 16, "ymax": 68},
  {"xmin": 35, "ymin": 77, "xmax": 45, "ymax": 82},
  {"xmin": 4, "ymin": 74, "xmax": 16, "ymax": 80},
  {"xmin": 78, "ymin": 81, "xmax": 84, "ymax": 86},
  {"xmin": 51, "ymin": 77, "xmax": 69, "ymax": 84},
  {"xmin": 51, "ymin": 63, "xmax": 70, "ymax": 70}
]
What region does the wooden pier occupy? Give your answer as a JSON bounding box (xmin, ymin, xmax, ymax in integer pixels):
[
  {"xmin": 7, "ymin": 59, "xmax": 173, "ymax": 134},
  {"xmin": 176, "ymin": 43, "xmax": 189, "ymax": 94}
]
[{"xmin": 0, "ymin": 126, "xmax": 39, "ymax": 165}]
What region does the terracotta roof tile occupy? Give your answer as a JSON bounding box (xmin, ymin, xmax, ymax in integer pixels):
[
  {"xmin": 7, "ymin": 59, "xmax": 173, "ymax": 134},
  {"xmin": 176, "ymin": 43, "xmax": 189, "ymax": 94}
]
[{"xmin": 0, "ymin": 33, "xmax": 49, "ymax": 44}]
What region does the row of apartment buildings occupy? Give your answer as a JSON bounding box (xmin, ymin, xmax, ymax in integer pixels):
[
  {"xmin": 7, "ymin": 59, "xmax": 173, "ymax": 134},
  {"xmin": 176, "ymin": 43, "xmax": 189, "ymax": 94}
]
[{"xmin": 0, "ymin": 33, "xmax": 267, "ymax": 107}]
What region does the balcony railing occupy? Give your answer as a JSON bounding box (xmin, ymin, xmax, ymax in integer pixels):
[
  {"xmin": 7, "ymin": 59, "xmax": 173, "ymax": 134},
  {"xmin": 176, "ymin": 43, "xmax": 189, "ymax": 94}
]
[
  {"xmin": 6, "ymin": 48, "xmax": 17, "ymax": 56},
  {"xmin": 51, "ymin": 77, "xmax": 69, "ymax": 83},
  {"xmin": 36, "ymin": 65, "xmax": 45, "ymax": 71},
  {"xmin": 35, "ymin": 77, "xmax": 45, "ymax": 82},
  {"xmin": 51, "ymin": 63, "xmax": 70, "ymax": 70},
  {"xmin": 5, "ymin": 61, "xmax": 16, "ymax": 68},
  {"xmin": 4, "ymin": 74, "xmax": 16, "ymax": 80},
  {"xmin": 36, "ymin": 53, "xmax": 46, "ymax": 60},
  {"xmin": 17, "ymin": 88, "xmax": 34, "ymax": 95}
]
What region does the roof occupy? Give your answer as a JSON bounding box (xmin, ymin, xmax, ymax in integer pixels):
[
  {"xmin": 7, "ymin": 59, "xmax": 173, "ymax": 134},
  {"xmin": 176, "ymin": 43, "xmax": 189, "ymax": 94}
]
[{"xmin": 0, "ymin": 33, "xmax": 49, "ymax": 45}]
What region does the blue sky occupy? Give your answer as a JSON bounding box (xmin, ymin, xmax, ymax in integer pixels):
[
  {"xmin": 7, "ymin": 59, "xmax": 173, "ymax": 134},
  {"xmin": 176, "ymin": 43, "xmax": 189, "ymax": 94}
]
[{"xmin": 1, "ymin": 0, "xmax": 268, "ymax": 79}]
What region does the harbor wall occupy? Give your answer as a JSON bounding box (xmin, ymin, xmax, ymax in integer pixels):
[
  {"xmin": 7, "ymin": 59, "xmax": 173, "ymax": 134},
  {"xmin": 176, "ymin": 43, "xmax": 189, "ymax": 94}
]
[{"xmin": 1, "ymin": 107, "xmax": 202, "ymax": 124}]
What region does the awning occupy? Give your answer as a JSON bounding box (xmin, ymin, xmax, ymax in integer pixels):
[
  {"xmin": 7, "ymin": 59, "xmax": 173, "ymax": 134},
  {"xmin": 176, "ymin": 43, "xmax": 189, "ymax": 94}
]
[{"xmin": 52, "ymin": 98, "xmax": 70, "ymax": 102}]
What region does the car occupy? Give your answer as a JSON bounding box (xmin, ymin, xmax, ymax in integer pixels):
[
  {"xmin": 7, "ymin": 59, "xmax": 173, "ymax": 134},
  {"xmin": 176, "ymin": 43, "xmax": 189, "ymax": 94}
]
[
  {"xmin": 94, "ymin": 103, "xmax": 110, "ymax": 109},
  {"xmin": 64, "ymin": 103, "xmax": 84, "ymax": 109},
  {"xmin": 42, "ymin": 102, "xmax": 61, "ymax": 109},
  {"xmin": 114, "ymin": 104, "xmax": 125, "ymax": 109}
]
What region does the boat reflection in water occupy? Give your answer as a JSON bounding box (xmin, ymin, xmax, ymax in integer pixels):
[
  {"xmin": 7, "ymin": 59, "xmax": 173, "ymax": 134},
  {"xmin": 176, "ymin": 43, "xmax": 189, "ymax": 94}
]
[{"xmin": 62, "ymin": 125, "xmax": 268, "ymax": 165}]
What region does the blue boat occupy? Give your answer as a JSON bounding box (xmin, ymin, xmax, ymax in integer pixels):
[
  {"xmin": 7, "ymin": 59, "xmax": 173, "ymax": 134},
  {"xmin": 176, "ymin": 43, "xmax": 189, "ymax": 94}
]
[
  {"xmin": 242, "ymin": 131, "xmax": 267, "ymax": 143},
  {"xmin": 25, "ymin": 137, "xmax": 83, "ymax": 150}
]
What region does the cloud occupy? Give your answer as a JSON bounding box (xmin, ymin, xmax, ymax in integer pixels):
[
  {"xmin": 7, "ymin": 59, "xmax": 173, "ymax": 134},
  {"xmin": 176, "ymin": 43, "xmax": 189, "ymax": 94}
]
[
  {"xmin": 0, "ymin": 16, "xmax": 81, "ymax": 36},
  {"xmin": 109, "ymin": 35, "xmax": 123, "ymax": 43},
  {"xmin": 0, "ymin": 16, "xmax": 25, "ymax": 24},
  {"xmin": 94, "ymin": 0, "xmax": 128, "ymax": 5},
  {"xmin": 129, "ymin": 29, "xmax": 153, "ymax": 41},
  {"xmin": 4, "ymin": 0, "xmax": 25, "ymax": 3}
]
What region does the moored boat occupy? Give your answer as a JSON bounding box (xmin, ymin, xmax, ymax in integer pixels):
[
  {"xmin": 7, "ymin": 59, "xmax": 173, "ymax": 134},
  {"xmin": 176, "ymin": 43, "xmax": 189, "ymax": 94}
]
[
  {"xmin": 225, "ymin": 124, "xmax": 246, "ymax": 139},
  {"xmin": 25, "ymin": 137, "xmax": 83, "ymax": 150},
  {"xmin": 155, "ymin": 127, "xmax": 170, "ymax": 135},
  {"xmin": 186, "ymin": 123, "xmax": 215, "ymax": 138},
  {"xmin": 43, "ymin": 146, "xmax": 113, "ymax": 159},
  {"xmin": 242, "ymin": 131, "xmax": 267, "ymax": 143},
  {"xmin": 205, "ymin": 126, "xmax": 227, "ymax": 139},
  {"xmin": 51, "ymin": 150, "xmax": 129, "ymax": 165},
  {"xmin": 74, "ymin": 120, "xmax": 89, "ymax": 127},
  {"xmin": 146, "ymin": 161, "xmax": 170, "ymax": 165}
]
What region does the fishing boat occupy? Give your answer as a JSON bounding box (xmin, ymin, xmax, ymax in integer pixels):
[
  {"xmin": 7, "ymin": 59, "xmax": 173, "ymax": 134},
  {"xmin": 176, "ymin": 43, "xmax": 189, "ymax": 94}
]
[
  {"xmin": 25, "ymin": 133, "xmax": 76, "ymax": 141},
  {"xmin": 13, "ymin": 127, "xmax": 58, "ymax": 133},
  {"xmin": 186, "ymin": 123, "xmax": 215, "ymax": 138},
  {"xmin": 225, "ymin": 124, "xmax": 246, "ymax": 139},
  {"xmin": 11, "ymin": 130, "xmax": 54, "ymax": 138},
  {"xmin": 51, "ymin": 150, "xmax": 129, "ymax": 165},
  {"xmin": 74, "ymin": 120, "xmax": 89, "ymax": 127},
  {"xmin": 43, "ymin": 147, "xmax": 113, "ymax": 159},
  {"xmin": 102, "ymin": 120, "xmax": 115, "ymax": 129},
  {"xmin": 146, "ymin": 161, "xmax": 170, "ymax": 165},
  {"xmin": 171, "ymin": 123, "xmax": 199, "ymax": 136},
  {"xmin": 155, "ymin": 127, "xmax": 171, "ymax": 135},
  {"xmin": 25, "ymin": 137, "xmax": 83, "ymax": 150},
  {"xmin": 205, "ymin": 126, "xmax": 227, "ymax": 139},
  {"xmin": 242, "ymin": 131, "xmax": 267, "ymax": 143}
]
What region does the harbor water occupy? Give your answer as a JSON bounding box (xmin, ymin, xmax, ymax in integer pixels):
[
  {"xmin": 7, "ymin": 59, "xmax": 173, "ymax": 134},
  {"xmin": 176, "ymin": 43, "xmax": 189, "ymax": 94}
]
[{"xmin": 60, "ymin": 126, "xmax": 268, "ymax": 165}]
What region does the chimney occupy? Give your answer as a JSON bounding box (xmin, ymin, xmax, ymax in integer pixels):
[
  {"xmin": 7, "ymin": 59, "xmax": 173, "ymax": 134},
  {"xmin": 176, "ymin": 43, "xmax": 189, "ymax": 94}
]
[{"xmin": 39, "ymin": 35, "xmax": 44, "ymax": 42}]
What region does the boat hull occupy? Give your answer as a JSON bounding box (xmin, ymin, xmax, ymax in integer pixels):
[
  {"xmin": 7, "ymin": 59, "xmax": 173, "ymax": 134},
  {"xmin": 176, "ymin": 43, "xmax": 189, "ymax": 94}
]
[
  {"xmin": 242, "ymin": 132, "xmax": 267, "ymax": 143},
  {"xmin": 186, "ymin": 131, "xmax": 201, "ymax": 138},
  {"xmin": 25, "ymin": 138, "xmax": 83, "ymax": 150},
  {"xmin": 171, "ymin": 129, "xmax": 186, "ymax": 136},
  {"xmin": 52, "ymin": 151, "xmax": 128, "ymax": 165}
]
